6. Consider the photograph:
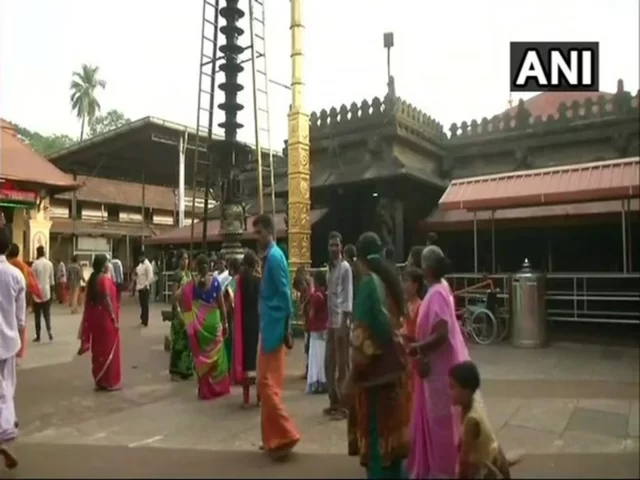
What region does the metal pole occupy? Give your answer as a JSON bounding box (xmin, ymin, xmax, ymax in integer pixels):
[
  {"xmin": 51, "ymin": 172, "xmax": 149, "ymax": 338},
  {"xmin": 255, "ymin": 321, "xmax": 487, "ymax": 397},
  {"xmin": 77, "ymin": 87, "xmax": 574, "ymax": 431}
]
[
  {"xmin": 491, "ymin": 210, "xmax": 495, "ymax": 273},
  {"xmin": 473, "ymin": 211, "xmax": 478, "ymax": 273},
  {"xmin": 627, "ymin": 199, "xmax": 633, "ymax": 271},
  {"xmin": 71, "ymin": 172, "xmax": 78, "ymax": 253},
  {"xmin": 261, "ymin": 4, "xmax": 277, "ymax": 224},
  {"xmin": 178, "ymin": 131, "xmax": 186, "ymax": 228},
  {"xmin": 201, "ymin": 173, "xmax": 209, "ymax": 253},
  {"xmin": 621, "ymin": 200, "xmax": 627, "ymax": 273},
  {"xmin": 141, "ymin": 171, "xmax": 146, "ymax": 249},
  {"xmin": 125, "ymin": 234, "xmax": 130, "ymax": 275},
  {"xmin": 248, "ymin": 0, "xmax": 264, "ymax": 214},
  {"xmin": 386, "ymin": 47, "xmax": 391, "ymax": 83}
]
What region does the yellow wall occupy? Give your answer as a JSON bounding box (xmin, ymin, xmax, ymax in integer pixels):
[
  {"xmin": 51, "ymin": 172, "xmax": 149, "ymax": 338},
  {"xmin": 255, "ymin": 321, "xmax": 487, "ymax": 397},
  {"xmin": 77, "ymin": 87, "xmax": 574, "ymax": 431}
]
[{"xmin": 11, "ymin": 207, "xmax": 27, "ymax": 259}]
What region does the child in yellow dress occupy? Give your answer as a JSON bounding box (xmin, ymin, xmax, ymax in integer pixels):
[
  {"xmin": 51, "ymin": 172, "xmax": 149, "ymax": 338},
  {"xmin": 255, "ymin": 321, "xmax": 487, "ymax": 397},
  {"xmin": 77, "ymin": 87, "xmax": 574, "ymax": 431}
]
[{"xmin": 448, "ymin": 361, "xmax": 521, "ymax": 479}]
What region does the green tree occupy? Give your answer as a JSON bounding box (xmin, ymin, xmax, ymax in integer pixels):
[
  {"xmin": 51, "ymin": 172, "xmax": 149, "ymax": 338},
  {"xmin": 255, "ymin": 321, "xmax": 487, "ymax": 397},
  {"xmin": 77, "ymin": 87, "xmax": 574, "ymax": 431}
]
[
  {"xmin": 69, "ymin": 64, "xmax": 106, "ymax": 141},
  {"xmin": 13, "ymin": 124, "xmax": 75, "ymax": 156},
  {"xmin": 88, "ymin": 109, "xmax": 131, "ymax": 137}
]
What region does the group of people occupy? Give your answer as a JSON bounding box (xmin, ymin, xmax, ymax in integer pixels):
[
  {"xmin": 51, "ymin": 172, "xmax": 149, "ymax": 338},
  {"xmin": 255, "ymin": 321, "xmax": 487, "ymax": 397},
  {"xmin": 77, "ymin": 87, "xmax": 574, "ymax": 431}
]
[
  {"xmin": 164, "ymin": 214, "xmax": 300, "ymax": 459},
  {"xmin": 292, "ymin": 231, "xmax": 517, "ymax": 479},
  {"xmin": 0, "ymin": 213, "xmax": 518, "ymax": 476}
]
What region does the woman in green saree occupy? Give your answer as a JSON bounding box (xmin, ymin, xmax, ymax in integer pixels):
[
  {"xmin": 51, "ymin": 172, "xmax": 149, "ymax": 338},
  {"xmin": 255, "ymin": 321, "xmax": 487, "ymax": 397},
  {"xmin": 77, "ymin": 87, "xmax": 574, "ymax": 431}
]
[
  {"xmin": 169, "ymin": 250, "xmax": 194, "ymax": 381},
  {"xmin": 344, "ymin": 232, "xmax": 411, "ymax": 479}
]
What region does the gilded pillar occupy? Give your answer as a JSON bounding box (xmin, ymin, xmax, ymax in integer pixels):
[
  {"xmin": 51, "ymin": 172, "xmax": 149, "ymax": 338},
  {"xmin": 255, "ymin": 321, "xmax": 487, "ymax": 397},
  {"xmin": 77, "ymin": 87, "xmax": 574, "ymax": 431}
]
[{"xmin": 287, "ymin": 0, "xmax": 311, "ymax": 271}]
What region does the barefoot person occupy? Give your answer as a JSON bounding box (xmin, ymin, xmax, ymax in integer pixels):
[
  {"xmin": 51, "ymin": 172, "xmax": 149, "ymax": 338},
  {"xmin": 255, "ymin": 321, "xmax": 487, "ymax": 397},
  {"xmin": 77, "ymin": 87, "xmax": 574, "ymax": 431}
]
[
  {"xmin": 78, "ymin": 254, "xmax": 122, "ymax": 391},
  {"xmin": 324, "ymin": 231, "xmax": 353, "ymax": 420},
  {"xmin": 231, "ymin": 250, "xmax": 261, "ymax": 407},
  {"xmin": 31, "ymin": 246, "xmax": 54, "ymax": 342},
  {"xmin": 449, "ymin": 361, "xmax": 520, "ymax": 479},
  {"xmin": 406, "ymin": 245, "xmax": 478, "ymax": 479},
  {"xmin": 306, "ymin": 270, "xmax": 329, "ymax": 394},
  {"xmin": 0, "ymin": 228, "xmax": 26, "ymax": 469},
  {"xmin": 253, "ymin": 214, "xmax": 300, "ymax": 460},
  {"xmin": 169, "ymin": 250, "xmax": 193, "ymax": 381},
  {"xmin": 343, "ymin": 232, "xmax": 411, "ymax": 478},
  {"xmin": 177, "ymin": 254, "xmax": 231, "ymax": 400}
]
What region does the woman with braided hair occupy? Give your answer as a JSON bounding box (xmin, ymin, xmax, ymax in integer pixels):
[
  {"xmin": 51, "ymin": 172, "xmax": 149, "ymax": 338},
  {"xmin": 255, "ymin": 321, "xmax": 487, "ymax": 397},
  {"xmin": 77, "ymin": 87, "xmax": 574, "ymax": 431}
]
[{"xmin": 343, "ymin": 232, "xmax": 411, "ymax": 479}]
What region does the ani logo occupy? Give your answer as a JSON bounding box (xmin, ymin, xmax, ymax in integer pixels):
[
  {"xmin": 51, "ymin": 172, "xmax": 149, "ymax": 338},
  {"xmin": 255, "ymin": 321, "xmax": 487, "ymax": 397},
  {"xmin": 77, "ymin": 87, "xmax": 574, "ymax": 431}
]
[{"xmin": 510, "ymin": 42, "xmax": 599, "ymax": 93}]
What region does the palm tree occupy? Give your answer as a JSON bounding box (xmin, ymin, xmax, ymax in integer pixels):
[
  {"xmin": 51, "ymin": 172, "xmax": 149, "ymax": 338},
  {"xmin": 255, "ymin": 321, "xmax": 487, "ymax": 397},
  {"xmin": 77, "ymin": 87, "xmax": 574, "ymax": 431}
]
[{"xmin": 69, "ymin": 64, "xmax": 106, "ymax": 140}]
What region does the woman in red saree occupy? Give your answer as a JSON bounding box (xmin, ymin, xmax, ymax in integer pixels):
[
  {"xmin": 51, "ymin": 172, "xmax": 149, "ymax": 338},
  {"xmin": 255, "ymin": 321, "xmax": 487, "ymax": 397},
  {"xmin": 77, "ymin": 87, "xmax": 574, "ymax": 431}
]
[{"xmin": 78, "ymin": 254, "xmax": 122, "ymax": 391}]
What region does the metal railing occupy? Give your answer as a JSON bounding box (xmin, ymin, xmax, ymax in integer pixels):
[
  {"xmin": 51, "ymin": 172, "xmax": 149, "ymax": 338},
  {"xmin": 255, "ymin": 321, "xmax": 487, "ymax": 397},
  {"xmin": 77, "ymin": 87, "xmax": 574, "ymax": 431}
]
[
  {"xmin": 448, "ymin": 272, "xmax": 640, "ymax": 325},
  {"xmin": 545, "ymin": 273, "xmax": 640, "ymax": 324},
  {"xmin": 160, "ymin": 269, "xmax": 640, "ymax": 325}
]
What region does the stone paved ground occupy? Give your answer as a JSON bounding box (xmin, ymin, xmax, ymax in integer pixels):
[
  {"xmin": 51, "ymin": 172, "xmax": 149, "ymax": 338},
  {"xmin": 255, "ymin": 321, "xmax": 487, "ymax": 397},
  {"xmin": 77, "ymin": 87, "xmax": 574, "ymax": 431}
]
[{"xmin": 9, "ymin": 298, "xmax": 640, "ymax": 478}]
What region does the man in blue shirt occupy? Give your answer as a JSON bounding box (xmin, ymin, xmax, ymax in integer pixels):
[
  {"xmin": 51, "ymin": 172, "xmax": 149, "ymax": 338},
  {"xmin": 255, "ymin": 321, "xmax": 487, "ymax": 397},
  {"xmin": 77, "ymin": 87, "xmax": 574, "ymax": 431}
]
[{"xmin": 253, "ymin": 214, "xmax": 300, "ymax": 460}]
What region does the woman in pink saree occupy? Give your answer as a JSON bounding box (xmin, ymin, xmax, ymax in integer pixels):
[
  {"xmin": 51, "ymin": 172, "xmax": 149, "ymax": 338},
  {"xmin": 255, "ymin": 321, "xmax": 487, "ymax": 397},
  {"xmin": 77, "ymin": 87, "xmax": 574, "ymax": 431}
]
[
  {"xmin": 78, "ymin": 254, "xmax": 122, "ymax": 391},
  {"xmin": 406, "ymin": 245, "xmax": 471, "ymax": 479}
]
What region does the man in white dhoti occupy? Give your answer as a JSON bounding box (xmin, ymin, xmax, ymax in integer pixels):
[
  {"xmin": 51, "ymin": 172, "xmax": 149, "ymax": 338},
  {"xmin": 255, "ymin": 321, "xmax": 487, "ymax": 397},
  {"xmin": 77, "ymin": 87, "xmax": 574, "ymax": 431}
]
[{"xmin": 0, "ymin": 227, "xmax": 25, "ymax": 469}]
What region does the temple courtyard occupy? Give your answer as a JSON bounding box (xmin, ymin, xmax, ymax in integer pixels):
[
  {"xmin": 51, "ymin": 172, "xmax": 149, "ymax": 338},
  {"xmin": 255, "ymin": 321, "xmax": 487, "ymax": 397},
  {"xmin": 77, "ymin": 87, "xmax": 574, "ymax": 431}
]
[{"xmin": 9, "ymin": 299, "xmax": 640, "ymax": 478}]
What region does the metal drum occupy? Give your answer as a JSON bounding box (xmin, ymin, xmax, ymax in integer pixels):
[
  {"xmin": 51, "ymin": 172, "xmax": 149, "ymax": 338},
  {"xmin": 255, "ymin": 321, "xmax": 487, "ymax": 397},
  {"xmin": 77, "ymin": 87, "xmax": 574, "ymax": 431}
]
[{"xmin": 511, "ymin": 259, "xmax": 548, "ymax": 348}]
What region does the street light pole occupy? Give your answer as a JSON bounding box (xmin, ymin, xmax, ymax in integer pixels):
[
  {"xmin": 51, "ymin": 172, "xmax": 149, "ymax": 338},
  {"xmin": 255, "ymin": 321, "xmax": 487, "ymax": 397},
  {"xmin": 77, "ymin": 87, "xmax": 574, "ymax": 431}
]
[
  {"xmin": 287, "ymin": 0, "xmax": 311, "ymax": 271},
  {"xmin": 383, "ymin": 32, "xmax": 394, "ymax": 85}
]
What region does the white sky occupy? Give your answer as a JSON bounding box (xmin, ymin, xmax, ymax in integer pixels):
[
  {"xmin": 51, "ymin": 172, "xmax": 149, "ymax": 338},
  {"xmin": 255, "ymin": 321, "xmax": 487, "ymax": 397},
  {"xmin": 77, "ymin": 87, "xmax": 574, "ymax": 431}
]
[{"xmin": 1, "ymin": 0, "xmax": 638, "ymax": 149}]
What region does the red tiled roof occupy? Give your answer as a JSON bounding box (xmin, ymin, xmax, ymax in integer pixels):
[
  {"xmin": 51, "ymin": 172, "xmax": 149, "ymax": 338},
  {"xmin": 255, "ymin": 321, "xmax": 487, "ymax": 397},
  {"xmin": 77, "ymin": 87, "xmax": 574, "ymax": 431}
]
[
  {"xmin": 50, "ymin": 219, "xmax": 173, "ymax": 237},
  {"xmin": 506, "ymin": 91, "xmax": 613, "ymax": 119},
  {"xmin": 425, "ymin": 199, "xmax": 639, "ymax": 231},
  {"xmin": 1, "ymin": 120, "xmax": 77, "ymax": 191},
  {"xmin": 439, "ymin": 157, "xmax": 640, "ymax": 211},
  {"xmin": 57, "ymin": 175, "xmax": 201, "ymax": 212},
  {"xmin": 146, "ymin": 209, "xmax": 328, "ymax": 245}
]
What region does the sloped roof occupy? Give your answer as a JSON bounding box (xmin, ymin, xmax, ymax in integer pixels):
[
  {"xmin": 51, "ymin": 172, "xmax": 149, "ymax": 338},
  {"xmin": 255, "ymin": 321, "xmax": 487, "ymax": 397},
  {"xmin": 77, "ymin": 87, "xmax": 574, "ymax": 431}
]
[
  {"xmin": 1, "ymin": 120, "xmax": 77, "ymax": 192},
  {"xmin": 146, "ymin": 208, "xmax": 328, "ymax": 245},
  {"xmin": 439, "ymin": 157, "xmax": 639, "ymax": 211},
  {"xmin": 57, "ymin": 175, "xmax": 202, "ymax": 212}
]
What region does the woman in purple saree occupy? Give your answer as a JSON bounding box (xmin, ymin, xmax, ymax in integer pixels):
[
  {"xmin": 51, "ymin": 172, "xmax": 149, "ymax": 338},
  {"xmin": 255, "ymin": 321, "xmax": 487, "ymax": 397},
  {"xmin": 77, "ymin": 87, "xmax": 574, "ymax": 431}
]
[{"xmin": 406, "ymin": 245, "xmax": 474, "ymax": 479}]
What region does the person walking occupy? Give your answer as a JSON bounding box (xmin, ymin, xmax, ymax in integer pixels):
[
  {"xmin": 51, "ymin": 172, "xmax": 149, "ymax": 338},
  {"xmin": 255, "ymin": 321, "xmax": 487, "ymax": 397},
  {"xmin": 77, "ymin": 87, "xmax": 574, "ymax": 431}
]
[
  {"xmin": 110, "ymin": 254, "xmax": 125, "ymax": 302},
  {"xmin": 253, "ymin": 214, "xmax": 300, "ymax": 460},
  {"xmin": 135, "ymin": 253, "xmax": 154, "ymax": 327},
  {"xmin": 343, "ymin": 232, "xmax": 411, "ymax": 479},
  {"xmin": 6, "ymin": 243, "xmax": 43, "ymax": 359},
  {"xmin": 77, "ymin": 254, "xmax": 122, "ymax": 391},
  {"xmin": 0, "ymin": 228, "xmax": 25, "ymax": 469},
  {"xmin": 31, "ymin": 246, "xmax": 54, "ymax": 342},
  {"xmin": 67, "ymin": 255, "xmax": 83, "ymax": 314},
  {"xmin": 55, "ymin": 258, "xmax": 67, "ymax": 304},
  {"xmin": 324, "ymin": 231, "xmax": 353, "ymax": 420}
]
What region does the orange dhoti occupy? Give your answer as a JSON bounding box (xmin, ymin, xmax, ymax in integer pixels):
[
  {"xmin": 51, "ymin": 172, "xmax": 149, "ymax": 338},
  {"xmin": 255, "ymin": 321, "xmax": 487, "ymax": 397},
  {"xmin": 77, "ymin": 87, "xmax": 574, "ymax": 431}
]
[{"xmin": 258, "ymin": 345, "xmax": 300, "ymax": 458}]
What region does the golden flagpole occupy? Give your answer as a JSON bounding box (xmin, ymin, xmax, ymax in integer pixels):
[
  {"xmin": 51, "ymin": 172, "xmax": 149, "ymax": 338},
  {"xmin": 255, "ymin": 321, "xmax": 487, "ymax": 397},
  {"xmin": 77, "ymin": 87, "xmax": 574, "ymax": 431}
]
[{"xmin": 287, "ymin": 0, "xmax": 311, "ymax": 271}]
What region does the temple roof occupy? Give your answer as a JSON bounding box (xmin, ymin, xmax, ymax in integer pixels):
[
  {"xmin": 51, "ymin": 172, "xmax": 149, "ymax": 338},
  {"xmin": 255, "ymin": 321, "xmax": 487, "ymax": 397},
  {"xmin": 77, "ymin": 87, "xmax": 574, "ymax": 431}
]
[
  {"xmin": 449, "ymin": 79, "xmax": 639, "ymax": 140},
  {"xmin": 504, "ymin": 91, "xmax": 614, "ymax": 119},
  {"xmin": 1, "ymin": 119, "xmax": 77, "ymax": 193}
]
